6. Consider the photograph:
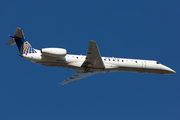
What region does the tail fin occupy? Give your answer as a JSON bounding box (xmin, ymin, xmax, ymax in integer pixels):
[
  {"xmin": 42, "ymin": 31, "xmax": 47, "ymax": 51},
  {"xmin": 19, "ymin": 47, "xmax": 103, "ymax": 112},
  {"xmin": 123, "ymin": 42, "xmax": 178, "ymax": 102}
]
[
  {"xmin": 6, "ymin": 28, "xmax": 24, "ymax": 46},
  {"xmin": 6, "ymin": 28, "xmax": 37, "ymax": 55}
]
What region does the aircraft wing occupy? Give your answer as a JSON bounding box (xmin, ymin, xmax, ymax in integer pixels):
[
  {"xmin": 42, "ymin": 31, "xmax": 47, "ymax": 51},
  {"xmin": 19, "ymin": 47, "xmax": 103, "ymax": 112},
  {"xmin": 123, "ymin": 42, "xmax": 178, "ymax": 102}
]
[
  {"xmin": 81, "ymin": 41, "xmax": 105, "ymax": 69},
  {"xmin": 59, "ymin": 71, "xmax": 97, "ymax": 85}
]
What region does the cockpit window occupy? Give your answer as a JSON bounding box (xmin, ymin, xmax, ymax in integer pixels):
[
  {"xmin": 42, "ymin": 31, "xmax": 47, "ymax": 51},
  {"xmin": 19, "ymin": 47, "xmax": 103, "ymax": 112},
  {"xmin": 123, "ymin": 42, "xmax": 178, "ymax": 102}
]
[{"xmin": 156, "ymin": 61, "xmax": 160, "ymax": 64}]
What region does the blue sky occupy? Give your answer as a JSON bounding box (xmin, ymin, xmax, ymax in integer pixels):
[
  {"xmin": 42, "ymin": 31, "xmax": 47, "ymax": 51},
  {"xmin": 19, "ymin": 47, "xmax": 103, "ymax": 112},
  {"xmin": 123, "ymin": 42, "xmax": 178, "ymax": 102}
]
[{"xmin": 1, "ymin": 0, "xmax": 180, "ymax": 119}]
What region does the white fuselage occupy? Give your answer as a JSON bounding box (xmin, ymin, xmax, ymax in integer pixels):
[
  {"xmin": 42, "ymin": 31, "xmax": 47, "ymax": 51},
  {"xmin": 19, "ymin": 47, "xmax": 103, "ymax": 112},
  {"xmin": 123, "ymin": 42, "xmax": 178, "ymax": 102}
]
[{"xmin": 22, "ymin": 50, "xmax": 175, "ymax": 75}]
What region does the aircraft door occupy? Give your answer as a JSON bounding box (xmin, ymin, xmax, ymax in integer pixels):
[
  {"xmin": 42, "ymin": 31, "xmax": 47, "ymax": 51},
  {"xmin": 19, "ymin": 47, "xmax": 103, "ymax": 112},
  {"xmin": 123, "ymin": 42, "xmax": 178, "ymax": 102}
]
[{"xmin": 142, "ymin": 61, "xmax": 146, "ymax": 69}]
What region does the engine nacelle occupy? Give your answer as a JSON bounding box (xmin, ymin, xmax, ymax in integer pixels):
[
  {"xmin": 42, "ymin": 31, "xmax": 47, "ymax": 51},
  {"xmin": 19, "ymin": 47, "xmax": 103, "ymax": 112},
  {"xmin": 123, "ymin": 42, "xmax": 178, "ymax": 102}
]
[{"xmin": 41, "ymin": 48, "xmax": 67, "ymax": 57}]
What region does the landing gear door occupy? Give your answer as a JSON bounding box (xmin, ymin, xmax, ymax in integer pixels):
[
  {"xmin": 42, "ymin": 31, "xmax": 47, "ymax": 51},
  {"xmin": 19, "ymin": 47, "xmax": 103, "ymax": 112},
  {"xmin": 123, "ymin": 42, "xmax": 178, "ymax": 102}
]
[{"xmin": 142, "ymin": 61, "xmax": 146, "ymax": 69}]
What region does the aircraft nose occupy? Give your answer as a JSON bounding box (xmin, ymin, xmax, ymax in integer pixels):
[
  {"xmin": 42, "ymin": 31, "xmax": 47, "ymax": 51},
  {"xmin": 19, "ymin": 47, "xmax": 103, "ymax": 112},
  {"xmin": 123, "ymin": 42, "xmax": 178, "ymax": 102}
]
[{"xmin": 161, "ymin": 65, "xmax": 176, "ymax": 74}]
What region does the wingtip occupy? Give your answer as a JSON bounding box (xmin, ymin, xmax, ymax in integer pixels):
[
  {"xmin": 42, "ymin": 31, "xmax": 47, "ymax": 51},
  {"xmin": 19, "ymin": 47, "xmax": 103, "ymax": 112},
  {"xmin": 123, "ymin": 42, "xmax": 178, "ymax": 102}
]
[
  {"xmin": 89, "ymin": 40, "xmax": 96, "ymax": 43},
  {"xmin": 58, "ymin": 83, "xmax": 64, "ymax": 85}
]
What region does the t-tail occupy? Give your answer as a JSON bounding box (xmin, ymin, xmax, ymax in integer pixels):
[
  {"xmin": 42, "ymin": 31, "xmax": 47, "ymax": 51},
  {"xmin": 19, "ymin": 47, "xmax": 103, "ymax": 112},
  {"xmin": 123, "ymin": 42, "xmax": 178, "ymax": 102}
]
[{"xmin": 6, "ymin": 27, "xmax": 37, "ymax": 55}]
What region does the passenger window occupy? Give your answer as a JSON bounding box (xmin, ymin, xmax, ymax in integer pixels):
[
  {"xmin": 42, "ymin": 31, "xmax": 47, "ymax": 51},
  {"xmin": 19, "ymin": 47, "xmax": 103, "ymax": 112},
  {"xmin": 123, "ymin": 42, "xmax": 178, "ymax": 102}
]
[
  {"xmin": 135, "ymin": 61, "xmax": 137, "ymax": 63},
  {"xmin": 157, "ymin": 62, "xmax": 160, "ymax": 64},
  {"xmin": 122, "ymin": 60, "xmax": 124, "ymax": 62},
  {"xmin": 77, "ymin": 57, "xmax": 78, "ymax": 59},
  {"xmin": 104, "ymin": 59, "xmax": 106, "ymax": 61},
  {"xmin": 109, "ymin": 59, "xmax": 111, "ymax": 61}
]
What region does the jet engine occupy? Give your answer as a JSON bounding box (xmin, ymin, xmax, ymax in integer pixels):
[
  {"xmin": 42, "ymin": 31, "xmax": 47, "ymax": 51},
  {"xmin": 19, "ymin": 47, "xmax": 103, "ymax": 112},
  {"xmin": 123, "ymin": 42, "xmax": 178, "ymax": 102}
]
[{"xmin": 41, "ymin": 48, "xmax": 67, "ymax": 57}]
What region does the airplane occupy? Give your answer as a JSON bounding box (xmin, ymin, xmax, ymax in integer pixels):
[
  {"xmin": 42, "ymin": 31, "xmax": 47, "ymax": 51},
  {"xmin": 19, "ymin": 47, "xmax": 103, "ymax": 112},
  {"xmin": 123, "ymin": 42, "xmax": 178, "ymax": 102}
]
[{"xmin": 6, "ymin": 28, "xmax": 176, "ymax": 85}]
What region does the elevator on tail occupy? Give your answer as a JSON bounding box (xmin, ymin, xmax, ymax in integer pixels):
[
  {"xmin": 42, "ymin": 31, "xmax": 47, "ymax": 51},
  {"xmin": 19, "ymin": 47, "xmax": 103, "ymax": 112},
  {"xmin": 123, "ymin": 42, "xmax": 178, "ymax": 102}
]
[{"xmin": 6, "ymin": 28, "xmax": 176, "ymax": 85}]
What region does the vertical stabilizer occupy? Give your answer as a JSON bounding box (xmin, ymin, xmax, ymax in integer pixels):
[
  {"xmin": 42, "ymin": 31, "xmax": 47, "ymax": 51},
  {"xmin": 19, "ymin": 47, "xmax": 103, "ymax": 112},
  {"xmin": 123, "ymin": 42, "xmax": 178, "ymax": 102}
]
[{"xmin": 6, "ymin": 28, "xmax": 37, "ymax": 55}]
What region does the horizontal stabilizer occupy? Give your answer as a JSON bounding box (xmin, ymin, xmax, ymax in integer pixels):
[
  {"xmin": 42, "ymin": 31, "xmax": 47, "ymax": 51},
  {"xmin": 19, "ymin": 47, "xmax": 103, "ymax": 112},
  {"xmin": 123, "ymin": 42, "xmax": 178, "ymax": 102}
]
[
  {"xmin": 6, "ymin": 38, "xmax": 15, "ymax": 46},
  {"xmin": 6, "ymin": 27, "xmax": 24, "ymax": 46},
  {"xmin": 14, "ymin": 27, "xmax": 24, "ymax": 39}
]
